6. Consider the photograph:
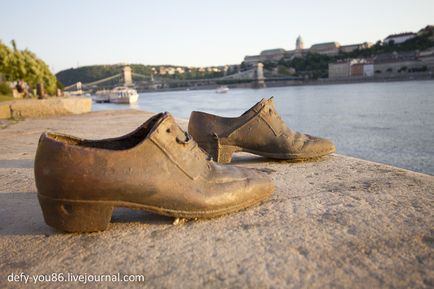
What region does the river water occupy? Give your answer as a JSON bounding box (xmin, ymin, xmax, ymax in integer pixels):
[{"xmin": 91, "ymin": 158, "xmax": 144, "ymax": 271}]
[{"xmin": 93, "ymin": 80, "xmax": 434, "ymax": 175}]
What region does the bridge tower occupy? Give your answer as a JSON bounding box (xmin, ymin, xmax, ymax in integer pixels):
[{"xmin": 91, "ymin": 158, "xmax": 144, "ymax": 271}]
[
  {"xmin": 253, "ymin": 63, "xmax": 266, "ymax": 88},
  {"xmin": 122, "ymin": 65, "xmax": 133, "ymax": 87}
]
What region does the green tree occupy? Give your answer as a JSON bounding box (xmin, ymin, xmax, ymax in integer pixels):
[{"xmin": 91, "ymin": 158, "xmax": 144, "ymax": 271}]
[{"xmin": 0, "ymin": 40, "xmax": 58, "ymax": 95}]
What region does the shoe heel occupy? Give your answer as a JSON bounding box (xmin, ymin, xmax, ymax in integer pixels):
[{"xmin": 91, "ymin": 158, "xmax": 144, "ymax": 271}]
[
  {"xmin": 38, "ymin": 195, "xmax": 113, "ymax": 233},
  {"xmin": 198, "ymin": 141, "xmax": 218, "ymax": 161},
  {"xmin": 217, "ymin": 145, "xmax": 238, "ymax": 163},
  {"xmin": 198, "ymin": 141, "xmax": 238, "ymax": 164}
]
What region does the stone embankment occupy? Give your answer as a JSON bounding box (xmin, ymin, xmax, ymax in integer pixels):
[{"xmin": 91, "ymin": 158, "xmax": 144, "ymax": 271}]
[
  {"xmin": 0, "ymin": 110, "xmax": 432, "ymax": 289},
  {"xmin": 0, "ymin": 97, "xmax": 92, "ymax": 119}
]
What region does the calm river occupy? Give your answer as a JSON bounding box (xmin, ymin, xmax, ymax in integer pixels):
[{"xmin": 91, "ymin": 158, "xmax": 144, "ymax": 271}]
[{"xmin": 93, "ymin": 80, "xmax": 434, "ymax": 175}]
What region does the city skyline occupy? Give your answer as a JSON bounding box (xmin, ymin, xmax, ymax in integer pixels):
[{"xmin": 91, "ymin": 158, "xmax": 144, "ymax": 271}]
[{"xmin": 1, "ymin": 0, "xmax": 433, "ymax": 72}]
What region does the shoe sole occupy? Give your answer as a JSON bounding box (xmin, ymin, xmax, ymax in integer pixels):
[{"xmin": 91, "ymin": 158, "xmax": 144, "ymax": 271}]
[
  {"xmin": 200, "ymin": 142, "xmax": 335, "ymax": 163},
  {"xmin": 38, "ymin": 191, "xmax": 272, "ymax": 233},
  {"xmin": 243, "ymin": 147, "xmax": 336, "ymax": 161}
]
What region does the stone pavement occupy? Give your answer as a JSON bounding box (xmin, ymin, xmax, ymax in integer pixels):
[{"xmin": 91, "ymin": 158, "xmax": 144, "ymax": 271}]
[{"xmin": 0, "ymin": 110, "xmax": 432, "ymax": 288}]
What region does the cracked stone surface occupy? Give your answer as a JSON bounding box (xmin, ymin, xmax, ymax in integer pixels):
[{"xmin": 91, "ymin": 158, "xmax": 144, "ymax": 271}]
[{"xmin": 0, "ymin": 110, "xmax": 433, "ymax": 288}]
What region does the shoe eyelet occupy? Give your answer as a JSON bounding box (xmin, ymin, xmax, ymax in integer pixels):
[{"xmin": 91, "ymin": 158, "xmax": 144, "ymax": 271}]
[
  {"xmin": 176, "ymin": 132, "xmax": 193, "ymax": 145},
  {"xmin": 166, "ymin": 128, "xmax": 171, "ymax": 133}
]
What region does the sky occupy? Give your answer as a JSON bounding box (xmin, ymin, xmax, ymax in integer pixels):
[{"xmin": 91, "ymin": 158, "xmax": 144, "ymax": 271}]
[{"xmin": 1, "ymin": 0, "xmax": 433, "ymax": 73}]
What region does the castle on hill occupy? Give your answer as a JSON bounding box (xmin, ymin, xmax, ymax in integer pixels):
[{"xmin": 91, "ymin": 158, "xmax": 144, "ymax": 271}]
[{"xmin": 243, "ymin": 36, "xmax": 372, "ymax": 65}]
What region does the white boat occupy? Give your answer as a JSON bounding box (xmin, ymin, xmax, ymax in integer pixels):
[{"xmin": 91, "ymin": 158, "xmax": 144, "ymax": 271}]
[
  {"xmin": 93, "ymin": 89, "xmax": 110, "ymax": 103},
  {"xmin": 94, "ymin": 87, "xmax": 139, "ymax": 104},
  {"xmin": 215, "ymin": 85, "xmax": 229, "ymax": 93},
  {"xmin": 109, "ymin": 87, "xmax": 139, "ymax": 104}
]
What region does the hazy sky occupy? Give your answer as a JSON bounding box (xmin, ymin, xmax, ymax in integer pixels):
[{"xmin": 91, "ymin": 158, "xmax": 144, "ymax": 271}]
[{"xmin": 1, "ymin": 0, "xmax": 433, "ymax": 72}]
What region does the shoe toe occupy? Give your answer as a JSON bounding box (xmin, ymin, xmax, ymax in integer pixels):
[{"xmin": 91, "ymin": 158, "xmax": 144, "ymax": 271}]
[
  {"xmin": 302, "ymin": 136, "xmax": 336, "ymax": 158},
  {"xmin": 232, "ymin": 166, "xmax": 274, "ymax": 206},
  {"xmin": 206, "ymin": 164, "xmax": 274, "ymax": 211}
]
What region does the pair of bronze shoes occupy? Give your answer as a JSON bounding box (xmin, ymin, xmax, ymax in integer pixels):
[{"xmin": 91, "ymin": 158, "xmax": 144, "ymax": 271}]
[{"xmin": 35, "ymin": 97, "xmax": 335, "ymax": 232}]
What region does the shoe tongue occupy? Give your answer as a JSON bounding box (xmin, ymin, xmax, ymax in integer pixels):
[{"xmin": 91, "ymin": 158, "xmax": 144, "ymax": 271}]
[
  {"xmin": 148, "ymin": 112, "xmax": 208, "ymax": 180},
  {"xmin": 150, "ymin": 112, "xmax": 187, "ymax": 141},
  {"xmin": 242, "ymin": 96, "xmax": 274, "ymax": 116}
]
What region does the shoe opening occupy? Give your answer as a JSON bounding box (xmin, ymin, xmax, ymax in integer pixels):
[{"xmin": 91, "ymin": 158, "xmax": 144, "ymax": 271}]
[{"xmin": 46, "ymin": 113, "xmax": 163, "ymax": 150}]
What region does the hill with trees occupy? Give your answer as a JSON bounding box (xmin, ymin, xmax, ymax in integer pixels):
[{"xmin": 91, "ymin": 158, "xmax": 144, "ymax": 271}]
[{"xmin": 56, "ymin": 64, "xmax": 228, "ymax": 87}]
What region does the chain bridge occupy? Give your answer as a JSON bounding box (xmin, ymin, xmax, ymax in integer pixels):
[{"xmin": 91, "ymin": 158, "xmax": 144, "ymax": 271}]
[{"xmin": 64, "ymin": 64, "xmax": 300, "ymax": 93}]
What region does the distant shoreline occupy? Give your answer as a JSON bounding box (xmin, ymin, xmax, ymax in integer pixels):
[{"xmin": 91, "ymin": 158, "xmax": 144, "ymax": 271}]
[{"xmin": 137, "ymin": 74, "xmax": 434, "ymax": 93}]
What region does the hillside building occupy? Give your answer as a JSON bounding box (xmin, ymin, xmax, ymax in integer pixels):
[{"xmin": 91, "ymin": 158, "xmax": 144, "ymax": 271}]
[
  {"xmin": 329, "ymin": 59, "xmax": 374, "ymax": 79},
  {"xmin": 340, "ymin": 42, "xmax": 373, "ymax": 53},
  {"xmin": 363, "ymin": 63, "xmax": 374, "ymax": 77},
  {"xmin": 310, "ymin": 42, "xmax": 341, "ymax": 56},
  {"xmin": 383, "ymin": 32, "xmax": 416, "ymax": 45},
  {"xmin": 328, "ymin": 49, "xmax": 431, "ymax": 80},
  {"xmin": 243, "ymin": 36, "xmax": 347, "ymax": 66},
  {"xmin": 243, "ymin": 55, "xmax": 262, "ymax": 66},
  {"xmin": 328, "ymin": 61, "xmax": 351, "ymax": 79},
  {"xmin": 419, "ymin": 48, "xmax": 434, "ymax": 72},
  {"xmin": 260, "ymin": 48, "xmax": 286, "ymax": 62},
  {"xmin": 373, "ymin": 51, "xmax": 423, "ymax": 74}
]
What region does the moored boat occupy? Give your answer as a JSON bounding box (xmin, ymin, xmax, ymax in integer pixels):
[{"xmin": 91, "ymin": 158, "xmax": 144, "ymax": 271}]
[
  {"xmin": 109, "ymin": 87, "xmax": 139, "ymax": 104},
  {"xmin": 93, "ymin": 89, "xmax": 110, "ymax": 103},
  {"xmin": 215, "ymin": 85, "xmax": 229, "ymax": 94},
  {"xmin": 93, "ymin": 87, "xmax": 139, "ymax": 104}
]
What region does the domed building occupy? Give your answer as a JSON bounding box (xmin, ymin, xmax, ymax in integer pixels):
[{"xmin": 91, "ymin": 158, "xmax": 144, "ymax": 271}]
[{"xmin": 296, "ymin": 35, "xmax": 304, "ymax": 50}]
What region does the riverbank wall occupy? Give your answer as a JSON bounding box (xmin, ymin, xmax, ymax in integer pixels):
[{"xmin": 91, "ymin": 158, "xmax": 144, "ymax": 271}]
[{"xmin": 0, "ymin": 97, "xmax": 92, "ymax": 119}]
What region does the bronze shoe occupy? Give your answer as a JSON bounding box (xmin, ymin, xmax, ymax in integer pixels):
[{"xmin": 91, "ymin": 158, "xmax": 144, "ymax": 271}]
[
  {"xmin": 188, "ymin": 97, "xmax": 336, "ymax": 163},
  {"xmin": 35, "ymin": 112, "xmax": 273, "ymax": 232}
]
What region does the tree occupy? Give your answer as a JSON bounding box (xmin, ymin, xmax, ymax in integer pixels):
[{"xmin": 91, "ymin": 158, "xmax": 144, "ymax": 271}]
[{"xmin": 0, "ymin": 40, "xmax": 58, "ymax": 95}]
